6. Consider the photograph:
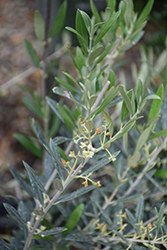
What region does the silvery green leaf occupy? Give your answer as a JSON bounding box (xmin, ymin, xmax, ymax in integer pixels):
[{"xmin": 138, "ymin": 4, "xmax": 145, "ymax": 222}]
[
  {"xmin": 0, "ymin": 238, "xmax": 12, "ymax": 250},
  {"xmin": 23, "ymin": 161, "xmax": 45, "ymax": 206},
  {"xmin": 32, "ymin": 119, "xmax": 48, "ymax": 147},
  {"xmin": 50, "ymin": 0, "xmax": 67, "ymax": 37},
  {"xmin": 34, "ymin": 10, "xmax": 45, "ymax": 41},
  {"xmin": 56, "ymin": 185, "xmax": 95, "ymax": 204},
  {"xmin": 135, "ymin": 125, "xmax": 153, "ymax": 153},
  {"xmin": 9, "ymin": 165, "xmax": 33, "ymax": 197},
  {"xmin": 18, "ymin": 201, "xmax": 31, "ymax": 223},
  {"xmin": 46, "ymin": 97, "xmax": 64, "ymax": 123},
  {"xmin": 135, "ymin": 196, "xmax": 144, "ymax": 223},
  {"xmin": 3, "ymin": 203, "xmax": 28, "ymax": 235},
  {"xmin": 95, "ymin": 202, "xmax": 112, "ymax": 226},
  {"xmin": 33, "ymin": 209, "xmax": 45, "ymax": 216},
  {"xmin": 39, "ymin": 227, "xmax": 67, "ymax": 236},
  {"xmin": 53, "ymin": 178, "xmax": 63, "ymax": 192}
]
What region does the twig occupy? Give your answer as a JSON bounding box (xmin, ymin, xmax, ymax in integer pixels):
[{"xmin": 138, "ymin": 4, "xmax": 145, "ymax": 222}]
[
  {"xmin": 0, "ymin": 43, "xmax": 69, "ymax": 92},
  {"xmin": 23, "ymin": 160, "xmax": 88, "ymax": 250},
  {"xmin": 90, "ymin": 80, "xmax": 111, "ymax": 115},
  {"xmin": 121, "ymin": 136, "xmax": 167, "ymax": 198}
]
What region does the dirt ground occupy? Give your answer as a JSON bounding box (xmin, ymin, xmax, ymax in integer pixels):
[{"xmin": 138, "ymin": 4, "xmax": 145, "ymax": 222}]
[{"xmin": 0, "ymin": 0, "xmax": 42, "ymax": 198}]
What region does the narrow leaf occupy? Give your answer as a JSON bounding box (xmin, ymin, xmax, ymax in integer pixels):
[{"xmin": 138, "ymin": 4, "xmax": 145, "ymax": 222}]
[
  {"xmin": 148, "ymin": 129, "xmax": 167, "ymax": 141},
  {"xmin": 90, "ymin": 0, "xmax": 101, "ymax": 23},
  {"xmin": 34, "ymin": 10, "xmax": 45, "ymax": 41},
  {"xmin": 50, "ymin": 0, "xmax": 67, "ymax": 37},
  {"xmin": 135, "ymin": 125, "xmax": 153, "ymax": 152},
  {"xmin": 62, "ymin": 204, "xmax": 84, "ymax": 237},
  {"xmin": 55, "ymin": 76, "xmax": 77, "ymax": 94},
  {"xmin": 82, "ymin": 155, "xmax": 116, "ymax": 176},
  {"xmin": 24, "ymin": 39, "xmax": 41, "ymax": 68},
  {"xmin": 46, "ymin": 97, "xmax": 64, "ymax": 123},
  {"xmin": 94, "ymin": 11, "xmax": 120, "ymax": 45},
  {"xmin": 32, "ymin": 119, "xmax": 48, "ymax": 146},
  {"xmin": 147, "ymin": 84, "xmax": 163, "ymax": 123},
  {"xmin": 95, "ymin": 202, "xmax": 112, "ymax": 226},
  {"xmin": 23, "ymin": 161, "xmax": 45, "ymax": 206},
  {"xmin": 136, "ymin": 196, "xmax": 144, "ymax": 223},
  {"xmin": 14, "ymin": 134, "xmax": 42, "ymax": 159},
  {"xmin": 119, "ymin": 85, "xmax": 133, "ymax": 117},
  {"xmin": 9, "ymin": 165, "xmax": 33, "ymax": 197},
  {"xmin": 3, "ymin": 203, "xmax": 28, "ymax": 234},
  {"xmin": 39, "ymin": 227, "xmax": 67, "ymax": 236},
  {"xmin": 56, "ymin": 185, "xmax": 95, "ymax": 204},
  {"xmin": 0, "ymin": 238, "xmax": 12, "ymax": 250},
  {"xmin": 76, "ymin": 9, "xmax": 88, "ymax": 55},
  {"xmin": 88, "ymin": 45, "xmax": 105, "ymax": 64},
  {"xmin": 91, "ymin": 87, "xmax": 117, "ymax": 118},
  {"xmin": 134, "ymin": 0, "xmax": 154, "ymax": 28}
]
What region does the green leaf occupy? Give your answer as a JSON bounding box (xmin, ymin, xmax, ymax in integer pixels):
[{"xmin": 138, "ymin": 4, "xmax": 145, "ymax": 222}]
[
  {"xmin": 135, "ymin": 196, "xmax": 144, "ymax": 223},
  {"xmin": 21, "ymin": 96, "xmax": 43, "ymax": 119},
  {"xmin": 23, "ymin": 39, "xmax": 41, "ymax": 68},
  {"xmin": 80, "ymin": 10, "xmax": 91, "ymax": 33},
  {"xmin": 3, "ymin": 203, "xmax": 28, "ymax": 234},
  {"xmin": 108, "ymin": 69, "xmax": 116, "ymax": 87},
  {"xmin": 95, "ymin": 202, "xmax": 112, "ymax": 226},
  {"xmin": 23, "ymin": 161, "xmax": 45, "ymax": 206},
  {"xmin": 91, "ymin": 87, "xmax": 117, "ymax": 118},
  {"xmin": 145, "ymin": 173, "xmax": 167, "ymax": 195},
  {"xmin": 56, "ymin": 185, "xmax": 95, "ymax": 204},
  {"xmin": 76, "ymin": 9, "xmax": 88, "ymax": 55},
  {"xmin": 46, "ymin": 97, "xmax": 64, "ymax": 123},
  {"xmin": 53, "ymin": 178, "xmax": 63, "ymax": 192},
  {"xmin": 148, "ymin": 128, "xmax": 167, "ymax": 141},
  {"xmin": 82, "ymin": 155, "xmax": 117, "ymax": 176},
  {"xmin": 146, "ymin": 115, "xmax": 160, "ymax": 128},
  {"xmin": 147, "ymin": 84, "xmax": 164, "ymax": 123},
  {"xmin": 9, "ymin": 165, "xmax": 33, "ymax": 197},
  {"xmin": 0, "ymin": 238, "xmax": 12, "ymax": 250},
  {"xmin": 119, "ymin": 85, "xmax": 133, "ymax": 118},
  {"xmin": 32, "ymin": 119, "xmax": 48, "ymax": 146},
  {"xmin": 50, "ymin": 0, "xmax": 67, "ymax": 37},
  {"xmin": 90, "ymin": 0, "xmax": 101, "ymax": 23},
  {"xmin": 66, "ymin": 27, "xmax": 87, "ymax": 45},
  {"xmin": 55, "ymin": 76, "xmax": 77, "ymax": 94},
  {"xmin": 135, "ymin": 125, "xmax": 153, "ymax": 152},
  {"xmin": 63, "ymin": 71, "xmax": 81, "ymax": 90},
  {"xmin": 143, "ymin": 94, "xmax": 161, "ymax": 102},
  {"xmin": 14, "ymin": 134, "xmax": 42, "ymax": 159},
  {"xmin": 154, "ymin": 169, "xmax": 167, "ymax": 179},
  {"xmin": 92, "ymin": 42, "xmax": 115, "ymax": 69},
  {"xmin": 136, "ymin": 78, "xmax": 143, "ymax": 106},
  {"xmin": 53, "ymin": 136, "xmax": 70, "ymax": 145},
  {"xmin": 94, "ymin": 11, "xmax": 120, "ymax": 45},
  {"xmin": 121, "ymin": 89, "xmax": 133, "ymax": 124},
  {"xmin": 102, "ymin": 110, "xmax": 114, "ymax": 138},
  {"xmin": 88, "ymin": 45, "xmax": 105, "ymax": 64},
  {"xmin": 76, "ymin": 47, "xmax": 86, "ymax": 71},
  {"xmin": 128, "ymin": 152, "xmax": 141, "ymax": 167},
  {"xmin": 39, "ymin": 227, "xmax": 67, "ymax": 236},
  {"xmin": 49, "ymin": 138, "xmax": 65, "ymax": 181},
  {"xmin": 70, "ymin": 93, "xmax": 84, "ymax": 118},
  {"xmin": 57, "ymin": 103, "xmax": 74, "ymax": 132},
  {"xmin": 134, "ymin": 0, "xmax": 154, "ymax": 28},
  {"xmin": 155, "ymin": 203, "xmax": 165, "ymax": 238},
  {"xmin": 34, "ymin": 10, "xmax": 45, "ymax": 41},
  {"xmin": 107, "ymin": 0, "xmax": 116, "ymax": 15},
  {"xmin": 62, "ymin": 204, "xmax": 84, "ymax": 237},
  {"xmin": 67, "ymin": 47, "xmax": 79, "ymax": 70}
]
